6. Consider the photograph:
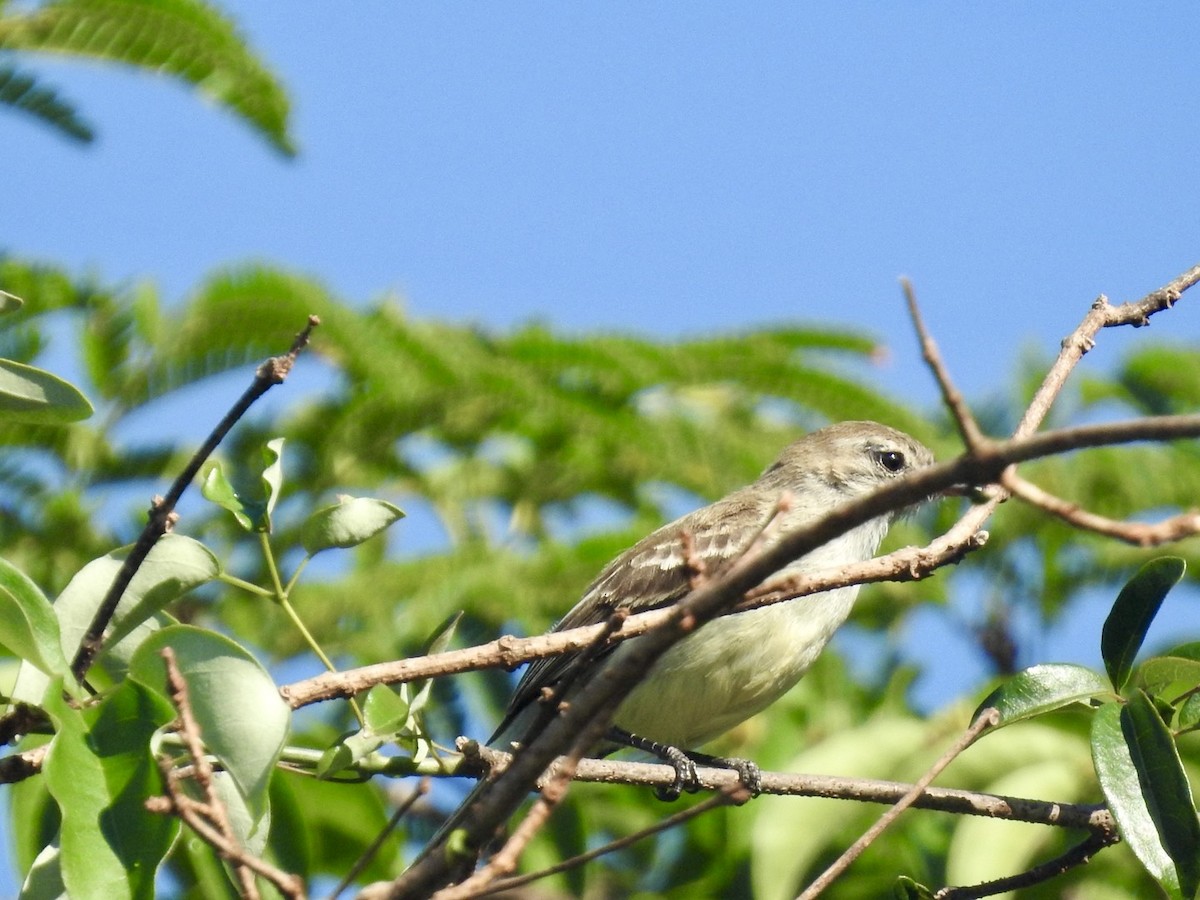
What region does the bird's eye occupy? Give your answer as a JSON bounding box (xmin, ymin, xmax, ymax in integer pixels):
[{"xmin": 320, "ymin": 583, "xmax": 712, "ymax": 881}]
[{"xmin": 876, "ymin": 450, "xmax": 906, "ymax": 473}]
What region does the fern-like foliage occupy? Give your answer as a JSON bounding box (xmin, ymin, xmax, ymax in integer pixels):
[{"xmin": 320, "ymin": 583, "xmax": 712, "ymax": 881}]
[
  {"xmin": 0, "ymin": 257, "xmax": 930, "ymax": 624},
  {"xmin": 7, "ymin": 256, "xmax": 1200, "ymax": 896},
  {"xmin": 0, "ymin": 0, "xmax": 294, "ymax": 154},
  {"xmin": 0, "ymin": 63, "xmax": 92, "ymax": 141}
]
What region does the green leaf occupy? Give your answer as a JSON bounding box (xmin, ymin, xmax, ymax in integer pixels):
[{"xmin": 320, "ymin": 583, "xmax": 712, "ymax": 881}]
[
  {"xmin": 1092, "ymin": 696, "xmax": 1200, "ymax": 899},
  {"xmin": 409, "ymin": 611, "xmax": 462, "ymax": 716},
  {"xmin": 0, "ymin": 0, "xmax": 295, "ymax": 155},
  {"xmin": 362, "ymin": 684, "xmax": 412, "ymax": 734},
  {"xmin": 0, "ymin": 557, "xmax": 71, "ymax": 685},
  {"xmin": 319, "ymin": 684, "xmax": 418, "ymax": 779},
  {"xmin": 1180, "ymin": 694, "xmax": 1200, "ymax": 732},
  {"xmin": 201, "ymin": 443, "xmax": 286, "ymax": 532},
  {"xmin": 101, "ymin": 536, "xmax": 219, "ymax": 651},
  {"xmin": 10, "ymin": 741, "xmax": 58, "ymax": 878},
  {"xmin": 211, "ymin": 770, "xmax": 270, "ymax": 858},
  {"xmin": 300, "ymin": 495, "xmax": 404, "ymax": 555},
  {"xmin": 316, "ymin": 728, "xmax": 387, "ymax": 780},
  {"xmin": 10, "ymin": 536, "xmax": 216, "ymax": 704},
  {"xmin": 1102, "ymin": 558, "xmax": 1187, "ymax": 692},
  {"xmin": 201, "ymin": 462, "xmax": 262, "ymax": 531},
  {"xmin": 1137, "ymin": 656, "xmax": 1200, "ymax": 694},
  {"xmin": 1124, "ymin": 691, "xmax": 1200, "ymax": 897},
  {"xmin": 41, "ymin": 680, "xmax": 178, "ymax": 900},
  {"xmin": 19, "ymin": 841, "xmax": 66, "ymax": 899},
  {"xmin": 892, "ymin": 876, "xmax": 935, "ymax": 899},
  {"xmin": 974, "ymin": 663, "xmax": 1113, "ymax": 727},
  {"xmin": 0, "ymin": 357, "xmax": 93, "ymax": 423},
  {"xmin": 260, "ymin": 437, "xmax": 285, "ymax": 530},
  {"xmin": 1163, "ymin": 641, "xmax": 1200, "ymax": 661},
  {"xmin": 128, "ymin": 626, "xmax": 290, "ymax": 817},
  {"xmin": 0, "ymin": 64, "xmax": 94, "ymax": 143},
  {"xmin": 263, "ymin": 772, "xmax": 310, "ymax": 883},
  {"xmin": 277, "ymin": 772, "xmax": 396, "ymax": 880}
]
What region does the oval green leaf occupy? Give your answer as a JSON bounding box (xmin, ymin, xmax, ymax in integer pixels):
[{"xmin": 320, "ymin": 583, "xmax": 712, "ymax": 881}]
[
  {"xmin": 19, "ymin": 841, "xmax": 65, "ymax": 899},
  {"xmin": 0, "ymin": 358, "xmax": 92, "ymax": 423},
  {"xmin": 363, "ymin": 684, "xmax": 412, "ymax": 734},
  {"xmin": 1092, "ymin": 695, "xmax": 1200, "ymax": 900},
  {"xmin": 1137, "ymin": 656, "xmax": 1200, "ymax": 694},
  {"xmin": 10, "ymin": 536, "xmax": 216, "ymax": 704},
  {"xmin": 1123, "ymin": 690, "xmax": 1200, "ymax": 897},
  {"xmin": 1181, "ymin": 694, "xmax": 1200, "ymax": 731},
  {"xmin": 0, "ymin": 557, "xmax": 70, "ymax": 684},
  {"xmin": 300, "ymin": 495, "xmax": 404, "ymax": 555},
  {"xmin": 200, "ymin": 463, "xmax": 258, "ymax": 531},
  {"xmin": 1102, "ymin": 557, "xmax": 1187, "ymax": 692},
  {"xmin": 42, "ymin": 681, "xmax": 178, "ymax": 900},
  {"xmin": 1162, "ymin": 641, "xmax": 1200, "ymax": 662},
  {"xmin": 100, "ymin": 535, "xmax": 220, "ymax": 651},
  {"xmin": 129, "ymin": 626, "xmax": 290, "ymax": 817},
  {"xmin": 974, "ymin": 663, "xmax": 1113, "ymax": 727}
]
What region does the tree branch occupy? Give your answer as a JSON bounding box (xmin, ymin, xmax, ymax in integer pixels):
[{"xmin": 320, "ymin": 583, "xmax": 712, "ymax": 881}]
[
  {"xmin": 386, "ymin": 263, "xmax": 1200, "ymax": 895},
  {"xmin": 148, "ymin": 647, "xmax": 306, "ymax": 899},
  {"xmin": 934, "ymin": 829, "xmax": 1119, "ymax": 899},
  {"xmin": 1002, "ymin": 470, "xmax": 1200, "ymax": 546},
  {"xmin": 69, "ymin": 316, "xmax": 320, "ymax": 682},
  {"xmin": 798, "ymin": 709, "xmax": 1000, "ymax": 899},
  {"xmin": 283, "ymin": 411, "xmax": 1200, "ymax": 713}
]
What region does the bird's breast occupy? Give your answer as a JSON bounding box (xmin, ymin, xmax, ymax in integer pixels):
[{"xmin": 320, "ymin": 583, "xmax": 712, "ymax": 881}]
[{"xmin": 611, "ymin": 585, "xmax": 859, "ymax": 748}]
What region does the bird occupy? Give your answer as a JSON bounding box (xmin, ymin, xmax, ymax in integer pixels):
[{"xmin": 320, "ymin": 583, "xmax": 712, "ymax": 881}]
[{"xmin": 491, "ymin": 420, "xmax": 936, "ymax": 798}]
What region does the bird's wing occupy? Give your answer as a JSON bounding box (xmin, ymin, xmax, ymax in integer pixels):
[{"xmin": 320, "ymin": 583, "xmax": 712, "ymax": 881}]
[{"xmin": 491, "ymin": 489, "xmax": 769, "ymax": 742}]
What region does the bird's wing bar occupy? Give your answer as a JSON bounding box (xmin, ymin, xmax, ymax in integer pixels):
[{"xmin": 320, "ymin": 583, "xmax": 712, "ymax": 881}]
[{"xmin": 491, "ymin": 496, "xmax": 768, "ymax": 742}]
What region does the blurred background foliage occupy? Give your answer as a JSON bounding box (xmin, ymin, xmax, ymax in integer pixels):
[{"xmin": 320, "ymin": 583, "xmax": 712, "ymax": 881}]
[
  {"xmin": 3, "ymin": 255, "xmax": 1199, "ymax": 897},
  {"xmin": 3, "ymin": 1, "xmax": 1200, "ymax": 894}
]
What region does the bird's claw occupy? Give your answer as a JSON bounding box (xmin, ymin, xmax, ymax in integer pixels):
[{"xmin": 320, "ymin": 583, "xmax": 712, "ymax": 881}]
[
  {"xmin": 720, "ymin": 756, "xmax": 762, "ymax": 795},
  {"xmin": 655, "ymin": 746, "xmax": 701, "ymax": 801}
]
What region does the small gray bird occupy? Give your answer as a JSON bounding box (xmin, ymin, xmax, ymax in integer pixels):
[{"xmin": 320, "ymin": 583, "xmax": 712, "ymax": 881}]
[{"xmin": 492, "ymin": 420, "xmax": 935, "ymax": 796}]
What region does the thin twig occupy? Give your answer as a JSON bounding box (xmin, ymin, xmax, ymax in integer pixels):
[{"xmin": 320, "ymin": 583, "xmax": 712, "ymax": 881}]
[
  {"xmin": 0, "ymin": 702, "xmax": 49, "ymax": 747},
  {"xmin": 150, "ymin": 647, "xmax": 307, "ymax": 899},
  {"xmin": 0, "ymin": 743, "xmax": 48, "ymax": 784},
  {"xmin": 381, "ymin": 267, "xmax": 1200, "ymax": 897},
  {"xmin": 70, "ymin": 316, "xmax": 320, "ymax": 682},
  {"xmin": 903, "ymin": 278, "xmax": 985, "ymax": 450},
  {"xmin": 517, "ymin": 608, "xmax": 631, "ymax": 750},
  {"xmin": 149, "ymin": 787, "xmax": 306, "ymax": 897},
  {"xmin": 283, "ymin": 411, "xmax": 1200, "ymax": 712},
  {"xmin": 797, "ymin": 709, "xmax": 1000, "ymax": 899},
  {"xmin": 934, "ymin": 829, "xmax": 1118, "ymax": 899},
  {"xmin": 930, "ymin": 263, "xmax": 1200, "ymax": 593},
  {"xmin": 1003, "ymin": 470, "xmax": 1200, "ymax": 546},
  {"xmin": 329, "ymin": 779, "xmax": 430, "ymax": 900},
  {"xmin": 436, "ymin": 755, "xmax": 583, "ymax": 898},
  {"xmin": 161, "ymin": 647, "xmax": 258, "ymax": 897},
  {"xmin": 477, "ymin": 790, "xmax": 736, "ymax": 897},
  {"xmin": 741, "ymin": 490, "xmax": 795, "ymax": 561}
]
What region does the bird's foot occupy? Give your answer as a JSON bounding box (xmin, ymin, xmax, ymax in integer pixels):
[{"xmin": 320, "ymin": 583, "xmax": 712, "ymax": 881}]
[
  {"xmin": 606, "ymin": 727, "xmax": 761, "ymax": 800},
  {"xmin": 705, "ymin": 754, "xmax": 762, "ymax": 794},
  {"xmin": 656, "ymin": 745, "xmax": 701, "ymax": 801}
]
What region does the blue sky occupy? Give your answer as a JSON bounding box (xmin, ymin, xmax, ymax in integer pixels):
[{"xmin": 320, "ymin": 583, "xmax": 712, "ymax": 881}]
[
  {"xmin": 5, "ymin": 3, "xmax": 1200, "ymax": 892},
  {"xmin": 10, "ymin": 5, "xmax": 1200, "ymax": 405}
]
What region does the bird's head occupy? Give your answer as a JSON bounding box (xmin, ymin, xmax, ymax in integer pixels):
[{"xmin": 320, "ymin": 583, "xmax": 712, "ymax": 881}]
[{"xmin": 760, "ymin": 421, "xmax": 935, "ymax": 502}]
